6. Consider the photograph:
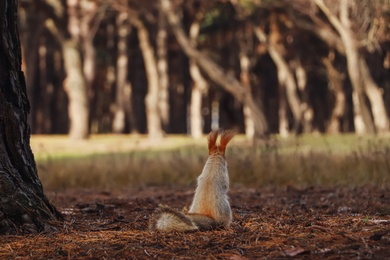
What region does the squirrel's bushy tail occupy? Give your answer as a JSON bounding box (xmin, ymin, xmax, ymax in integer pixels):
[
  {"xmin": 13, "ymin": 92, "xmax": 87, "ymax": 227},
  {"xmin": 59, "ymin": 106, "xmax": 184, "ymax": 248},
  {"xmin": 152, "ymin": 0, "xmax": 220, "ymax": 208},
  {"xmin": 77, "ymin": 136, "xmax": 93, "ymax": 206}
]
[{"xmin": 149, "ymin": 205, "xmax": 217, "ymax": 232}]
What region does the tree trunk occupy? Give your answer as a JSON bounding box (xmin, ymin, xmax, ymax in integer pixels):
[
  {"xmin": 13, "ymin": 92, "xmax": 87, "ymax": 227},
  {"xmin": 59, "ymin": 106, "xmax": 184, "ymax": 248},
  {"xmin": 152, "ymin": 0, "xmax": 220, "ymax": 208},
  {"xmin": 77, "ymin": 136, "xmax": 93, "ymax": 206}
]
[
  {"xmin": 323, "ymin": 54, "xmax": 346, "ymax": 134},
  {"xmin": 65, "ymin": 0, "xmax": 90, "ymax": 139},
  {"xmin": 161, "ymin": 0, "xmax": 268, "ymax": 138},
  {"xmin": 189, "ymin": 69, "xmax": 205, "ymax": 138},
  {"xmin": 80, "ymin": 0, "xmax": 97, "ymax": 93},
  {"xmin": 189, "ymin": 20, "xmax": 208, "ymax": 139},
  {"xmin": 112, "ymin": 12, "xmax": 134, "ymax": 134},
  {"xmin": 62, "ymin": 39, "xmax": 90, "ymax": 139},
  {"xmin": 157, "ymin": 9, "xmax": 170, "ymax": 131},
  {"xmin": 359, "ymin": 58, "xmax": 389, "ymax": 133},
  {"xmin": 293, "ymin": 60, "xmax": 313, "ymax": 133},
  {"xmin": 0, "ymin": 0, "xmax": 62, "ymax": 234},
  {"xmin": 130, "ymin": 15, "xmax": 163, "ymax": 139},
  {"xmin": 239, "ymin": 53, "xmax": 255, "ymax": 140},
  {"xmin": 80, "ymin": 0, "xmax": 99, "ymax": 121},
  {"xmin": 43, "ymin": 0, "xmax": 90, "ymax": 139}
]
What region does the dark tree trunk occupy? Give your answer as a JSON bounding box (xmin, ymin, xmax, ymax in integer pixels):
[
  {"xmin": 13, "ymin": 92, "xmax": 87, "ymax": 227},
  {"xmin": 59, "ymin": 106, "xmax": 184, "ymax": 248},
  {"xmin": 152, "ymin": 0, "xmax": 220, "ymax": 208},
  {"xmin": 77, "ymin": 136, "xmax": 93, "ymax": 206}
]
[{"xmin": 0, "ymin": 0, "xmax": 62, "ymax": 234}]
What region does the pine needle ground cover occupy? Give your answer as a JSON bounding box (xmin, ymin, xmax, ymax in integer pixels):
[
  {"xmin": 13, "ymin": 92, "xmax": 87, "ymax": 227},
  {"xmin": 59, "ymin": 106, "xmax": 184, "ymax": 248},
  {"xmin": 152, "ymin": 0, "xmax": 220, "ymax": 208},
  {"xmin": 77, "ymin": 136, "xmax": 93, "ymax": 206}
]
[
  {"xmin": 2, "ymin": 134, "xmax": 388, "ymax": 259},
  {"xmin": 2, "ymin": 187, "xmax": 389, "ymax": 259}
]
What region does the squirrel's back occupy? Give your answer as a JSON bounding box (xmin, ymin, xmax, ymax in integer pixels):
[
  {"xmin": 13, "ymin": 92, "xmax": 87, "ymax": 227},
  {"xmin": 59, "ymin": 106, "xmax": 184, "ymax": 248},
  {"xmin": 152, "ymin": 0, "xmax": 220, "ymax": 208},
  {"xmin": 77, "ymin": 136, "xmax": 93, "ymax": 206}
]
[
  {"xmin": 189, "ymin": 130, "xmax": 234, "ymax": 226},
  {"xmin": 149, "ymin": 130, "xmax": 235, "ymax": 232}
]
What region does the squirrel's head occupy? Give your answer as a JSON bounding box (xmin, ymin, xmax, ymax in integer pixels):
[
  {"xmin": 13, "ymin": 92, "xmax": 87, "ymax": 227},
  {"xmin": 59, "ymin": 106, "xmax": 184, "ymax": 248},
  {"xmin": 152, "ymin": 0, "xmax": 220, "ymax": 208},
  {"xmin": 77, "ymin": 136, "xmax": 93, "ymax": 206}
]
[{"xmin": 208, "ymin": 129, "xmax": 235, "ymax": 157}]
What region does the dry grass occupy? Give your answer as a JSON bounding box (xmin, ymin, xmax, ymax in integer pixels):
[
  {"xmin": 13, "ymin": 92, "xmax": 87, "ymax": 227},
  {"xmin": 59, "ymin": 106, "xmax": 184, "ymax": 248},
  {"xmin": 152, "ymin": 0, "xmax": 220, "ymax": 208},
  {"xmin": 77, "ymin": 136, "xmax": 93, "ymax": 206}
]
[{"xmin": 31, "ymin": 134, "xmax": 390, "ymax": 190}]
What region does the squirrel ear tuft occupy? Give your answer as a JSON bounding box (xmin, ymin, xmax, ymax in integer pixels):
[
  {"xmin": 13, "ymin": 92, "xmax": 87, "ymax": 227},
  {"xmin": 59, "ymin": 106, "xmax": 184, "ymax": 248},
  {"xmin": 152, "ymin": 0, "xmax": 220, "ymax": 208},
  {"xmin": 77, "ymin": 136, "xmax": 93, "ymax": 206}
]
[
  {"xmin": 219, "ymin": 129, "xmax": 235, "ymax": 156},
  {"xmin": 208, "ymin": 130, "xmax": 219, "ymax": 155}
]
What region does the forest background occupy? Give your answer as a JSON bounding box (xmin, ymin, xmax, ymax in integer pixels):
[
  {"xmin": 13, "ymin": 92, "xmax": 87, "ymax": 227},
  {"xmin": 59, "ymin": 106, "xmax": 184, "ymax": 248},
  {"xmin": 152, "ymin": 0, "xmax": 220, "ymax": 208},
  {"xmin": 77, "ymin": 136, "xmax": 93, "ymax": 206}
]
[
  {"xmin": 1, "ymin": 1, "xmax": 389, "ymax": 257},
  {"xmin": 20, "ymin": 0, "xmax": 390, "ymax": 140}
]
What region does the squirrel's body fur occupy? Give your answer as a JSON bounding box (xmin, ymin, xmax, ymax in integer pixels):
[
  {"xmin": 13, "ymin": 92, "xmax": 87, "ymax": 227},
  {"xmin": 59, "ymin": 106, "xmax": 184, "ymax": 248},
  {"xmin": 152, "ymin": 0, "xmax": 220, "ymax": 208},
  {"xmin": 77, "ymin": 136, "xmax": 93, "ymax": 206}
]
[{"xmin": 149, "ymin": 130, "xmax": 235, "ymax": 232}]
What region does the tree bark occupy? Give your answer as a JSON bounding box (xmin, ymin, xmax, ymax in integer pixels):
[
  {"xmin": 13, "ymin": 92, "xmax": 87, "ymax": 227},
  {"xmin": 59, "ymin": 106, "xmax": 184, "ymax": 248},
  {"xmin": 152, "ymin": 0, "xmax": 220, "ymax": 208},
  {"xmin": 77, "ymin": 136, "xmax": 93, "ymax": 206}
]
[
  {"xmin": 130, "ymin": 14, "xmax": 163, "ymax": 139},
  {"xmin": 0, "ymin": 0, "xmax": 62, "ymax": 234},
  {"xmin": 161, "ymin": 0, "xmax": 268, "ymax": 138}
]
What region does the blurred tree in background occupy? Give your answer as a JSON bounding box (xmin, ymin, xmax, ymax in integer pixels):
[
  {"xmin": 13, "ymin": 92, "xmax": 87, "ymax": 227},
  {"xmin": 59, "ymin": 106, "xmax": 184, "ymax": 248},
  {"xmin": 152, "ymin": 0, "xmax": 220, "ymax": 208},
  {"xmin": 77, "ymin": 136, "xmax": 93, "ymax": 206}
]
[{"xmin": 18, "ymin": 0, "xmax": 390, "ymax": 140}]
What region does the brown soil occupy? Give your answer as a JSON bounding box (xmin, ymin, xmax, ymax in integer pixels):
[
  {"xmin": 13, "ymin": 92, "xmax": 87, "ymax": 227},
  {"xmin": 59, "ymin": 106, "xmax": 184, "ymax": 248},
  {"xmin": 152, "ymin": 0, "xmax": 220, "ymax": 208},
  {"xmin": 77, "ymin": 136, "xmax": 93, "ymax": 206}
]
[{"xmin": 2, "ymin": 186, "xmax": 390, "ymax": 259}]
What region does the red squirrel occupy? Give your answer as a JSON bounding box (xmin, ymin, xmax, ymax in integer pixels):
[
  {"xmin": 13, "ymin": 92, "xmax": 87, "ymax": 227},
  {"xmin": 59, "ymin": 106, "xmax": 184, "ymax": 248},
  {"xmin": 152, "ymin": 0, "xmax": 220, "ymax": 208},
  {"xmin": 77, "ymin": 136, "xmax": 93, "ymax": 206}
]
[{"xmin": 149, "ymin": 130, "xmax": 235, "ymax": 232}]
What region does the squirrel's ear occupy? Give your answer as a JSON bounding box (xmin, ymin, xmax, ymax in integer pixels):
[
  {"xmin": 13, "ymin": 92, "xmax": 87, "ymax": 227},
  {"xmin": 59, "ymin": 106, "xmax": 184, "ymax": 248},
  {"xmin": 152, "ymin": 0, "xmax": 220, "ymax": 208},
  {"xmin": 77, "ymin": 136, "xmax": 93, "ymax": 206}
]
[
  {"xmin": 208, "ymin": 130, "xmax": 219, "ymax": 155},
  {"xmin": 219, "ymin": 129, "xmax": 235, "ymax": 156}
]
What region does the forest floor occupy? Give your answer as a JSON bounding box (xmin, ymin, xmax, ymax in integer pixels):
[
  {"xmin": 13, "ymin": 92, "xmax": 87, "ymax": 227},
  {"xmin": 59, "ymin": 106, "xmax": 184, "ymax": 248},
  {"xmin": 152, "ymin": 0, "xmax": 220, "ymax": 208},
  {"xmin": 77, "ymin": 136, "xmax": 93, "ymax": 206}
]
[
  {"xmin": 2, "ymin": 186, "xmax": 390, "ymax": 259},
  {"xmin": 2, "ymin": 134, "xmax": 389, "ymax": 259}
]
